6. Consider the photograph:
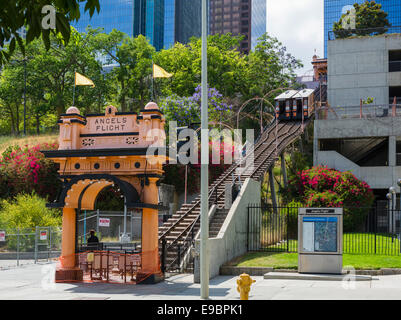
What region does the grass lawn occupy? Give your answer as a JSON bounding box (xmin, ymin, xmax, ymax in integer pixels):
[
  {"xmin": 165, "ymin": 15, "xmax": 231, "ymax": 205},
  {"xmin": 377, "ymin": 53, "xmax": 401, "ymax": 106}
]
[
  {"xmin": 229, "ymin": 251, "xmax": 401, "ymax": 270},
  {"xmin": 0, "ymin": 134, "xmax": 58, "ymax": 154}
]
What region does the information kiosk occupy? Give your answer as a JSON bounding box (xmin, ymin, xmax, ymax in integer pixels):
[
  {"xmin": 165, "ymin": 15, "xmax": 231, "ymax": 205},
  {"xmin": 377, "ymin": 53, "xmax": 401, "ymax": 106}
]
[{"xmin": 298, "ymin": 208, "xmax": 343, "ymax": 274}]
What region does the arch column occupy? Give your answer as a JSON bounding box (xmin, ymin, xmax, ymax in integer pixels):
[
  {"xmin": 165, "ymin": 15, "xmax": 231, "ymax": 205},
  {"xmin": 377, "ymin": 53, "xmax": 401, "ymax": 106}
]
[
  {"xmin": 56, "ymin": 208, "xmax": 83, "ymax": 281},
  {"xmin": 138, "ymin": 177, "xmax": 163, "ymax": 283}
]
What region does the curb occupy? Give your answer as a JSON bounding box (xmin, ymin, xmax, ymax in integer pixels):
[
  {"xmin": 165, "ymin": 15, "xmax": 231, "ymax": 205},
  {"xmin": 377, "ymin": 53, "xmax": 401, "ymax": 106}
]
[{"xmin": 220, "ymin": 265, "xmax": 401, "ymax": 276}]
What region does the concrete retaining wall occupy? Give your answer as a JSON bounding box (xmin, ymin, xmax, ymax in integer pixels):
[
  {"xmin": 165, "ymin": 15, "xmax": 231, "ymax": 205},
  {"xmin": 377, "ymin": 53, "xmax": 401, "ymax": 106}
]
[
  {"xmin": 220, "ymin": 265, "xmax": 401, "ymax": 277},
  {"xmin": 194, "ymin": 178, "xmax": 261, "ymax": 282}
]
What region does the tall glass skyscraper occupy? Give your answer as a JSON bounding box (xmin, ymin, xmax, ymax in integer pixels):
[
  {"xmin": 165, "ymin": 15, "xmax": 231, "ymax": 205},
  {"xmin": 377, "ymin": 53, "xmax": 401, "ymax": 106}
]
[
  {"xmin": 163, "ymin": 0, "xmax": 202, "ymax": 49},
  {"xmin": 73, "ymin": 0, "xmax": 135, "ymax": 36},
  {"xmin": 209, "ymin": 0, "xmax": 266, "ymax": 54},
  {"xmin": 325, "ymin": 0, "xmax": 401, "ymax": 57},
  {"xmin": 72, "ymin": 0, "xmax": 201, "ymax": 51},
  {"xmin": 251, "ymin": 0, "xmax": 267, "ymax": 49},
  {"xmin": 133, "ymin": 0, "xmax": 165, "ymax": 50},
  {"xmin": 164, "ymin": 0, "xmax": 176, "ymax": 48},
  {"xmin": 175, "ymin": 0, "xmax": 202, "ymax": 46}
]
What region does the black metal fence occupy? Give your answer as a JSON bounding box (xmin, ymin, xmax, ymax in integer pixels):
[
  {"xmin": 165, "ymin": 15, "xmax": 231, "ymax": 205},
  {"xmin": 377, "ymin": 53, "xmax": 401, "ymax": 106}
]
[
  {"xmin": 248, "ymin": 205, "xmax": 401, "ymax": 256},
  {"xmin": 160, "ymin": 239, "xmax": 195, "ymax": 274}
]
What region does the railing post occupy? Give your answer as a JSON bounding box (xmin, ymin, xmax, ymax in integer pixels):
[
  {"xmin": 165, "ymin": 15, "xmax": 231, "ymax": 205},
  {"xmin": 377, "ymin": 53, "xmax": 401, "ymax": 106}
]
[
  {"xmin": 392, "ymin": 96, "xmax": 397, "ymax": 117},
  {"xmin": 287, "ymin": 207, "xmax": 289, "ymax": 253},
  {"xmin": 16, "ymin": 228, "xmax": 20, "ymax": 267},
  {"xmin": 34, "ymin": 226, "xmax": 38, "ymax": 264},
  {"xmin": 47, "ymin": 226, "xmax": 50, "ymax": 262},
  {"xmin": 161, "ymin": 239, "xmax": 166, "ymax": 273},
  {"xmin": 247, "ymin": 206, "xmax": 249, "ymax": 251},
  {"xmin": 177, "ymin": 245, "xmax": 181, "ymax": 270},
  {"xmin": 375, "ymin": 205, "xmax": 377, "ymax": 255}
]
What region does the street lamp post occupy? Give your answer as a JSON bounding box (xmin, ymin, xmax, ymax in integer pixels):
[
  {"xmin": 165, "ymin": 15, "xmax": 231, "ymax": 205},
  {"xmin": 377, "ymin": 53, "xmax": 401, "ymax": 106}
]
[
  {"xmin": 386, "ymin": 192, "xmax": 393, "ymax": 233},
  {"xmin": 200, "ymin": 0, "xmax": 209, "ymax": 300}
]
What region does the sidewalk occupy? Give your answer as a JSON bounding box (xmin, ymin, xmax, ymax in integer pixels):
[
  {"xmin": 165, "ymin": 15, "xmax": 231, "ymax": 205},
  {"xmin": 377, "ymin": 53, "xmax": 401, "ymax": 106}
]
[{"xmin": 0, "ymin": 262, "xmax": 401, "ymax": 300}]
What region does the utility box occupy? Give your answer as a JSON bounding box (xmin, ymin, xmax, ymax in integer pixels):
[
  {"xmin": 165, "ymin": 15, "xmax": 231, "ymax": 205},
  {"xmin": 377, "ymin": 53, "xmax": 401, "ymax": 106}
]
[{"xmin": 298, "ymin": 208, "xmax": 343, "ymax": 274}]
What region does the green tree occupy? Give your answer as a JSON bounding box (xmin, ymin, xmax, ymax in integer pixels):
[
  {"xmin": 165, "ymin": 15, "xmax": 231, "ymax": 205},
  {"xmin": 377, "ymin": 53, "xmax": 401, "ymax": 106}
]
[
  {"xmin": 155, "ymin": 33, "xmax": 248, "ymax": 99},
  {"xmin": 333, "ymin": 1, "xmax": 391, "ymax": 38},
  {"xmin": 92, "ymin": 29, "xmax": 155, "ymax": 111},
  {"xmin": 0, "ymin": 64, "xmax": 25, "ymax": 135},
  {"xmin": 0, "ymin": 0, "xmax": 100, "ymax": 67},
  {"xmin": 247, "ymin": 34, "xmax": 303, "ymax": 98},
  {"xmin": 0, "ymin": 27, "xmax": 115, "ymax": 134}
]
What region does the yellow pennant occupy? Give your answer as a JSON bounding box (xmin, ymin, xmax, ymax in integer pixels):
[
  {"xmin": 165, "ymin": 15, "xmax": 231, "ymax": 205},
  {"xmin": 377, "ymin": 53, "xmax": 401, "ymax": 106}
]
[
  {"xmin": 153, "ymin": 64, "xmax": 173, "ymax": 78},
  {"xmin": 75, "ymin": 72, "xmax": 95, "ymax": 87}
]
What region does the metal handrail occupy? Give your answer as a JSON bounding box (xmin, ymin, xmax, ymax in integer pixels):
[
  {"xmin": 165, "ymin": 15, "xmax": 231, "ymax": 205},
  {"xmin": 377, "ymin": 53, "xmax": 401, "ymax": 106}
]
[{"xmin": 318, "ymin": 104, "xmax": 401, "ymax": 119}]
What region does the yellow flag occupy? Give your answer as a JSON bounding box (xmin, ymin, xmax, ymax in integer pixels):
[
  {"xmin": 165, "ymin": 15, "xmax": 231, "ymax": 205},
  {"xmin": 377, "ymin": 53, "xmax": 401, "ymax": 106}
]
[
  {"xmin": 153, "ymin": 64, "xmax": 173, "ymax": 78},
  {"xmin": 75, "ymin": 72, "xmax": 95, "ymax": 87}
]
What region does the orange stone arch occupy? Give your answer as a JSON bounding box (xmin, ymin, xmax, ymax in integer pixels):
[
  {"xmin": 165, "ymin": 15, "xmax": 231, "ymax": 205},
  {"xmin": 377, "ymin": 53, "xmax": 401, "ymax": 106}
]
[{"xmin": 42, "ymin": 102, "xmax": 168, "ymax": 283}]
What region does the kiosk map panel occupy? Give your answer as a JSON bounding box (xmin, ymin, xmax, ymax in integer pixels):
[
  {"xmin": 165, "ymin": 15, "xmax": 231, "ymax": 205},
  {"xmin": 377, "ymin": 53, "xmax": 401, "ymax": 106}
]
[{"xmin": 302, "ymin": 217, "xmax": 338, "ymax": 253}]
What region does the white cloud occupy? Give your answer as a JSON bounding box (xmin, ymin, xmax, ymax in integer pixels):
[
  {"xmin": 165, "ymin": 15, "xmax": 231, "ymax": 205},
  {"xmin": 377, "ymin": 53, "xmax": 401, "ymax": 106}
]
[{"xmin": 267, "ymin": 0, "xmax": 324, "ymax": 76}]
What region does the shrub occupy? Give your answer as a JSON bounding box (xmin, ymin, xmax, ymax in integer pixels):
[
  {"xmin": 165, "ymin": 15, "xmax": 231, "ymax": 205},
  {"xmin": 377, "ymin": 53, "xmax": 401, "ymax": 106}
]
[
  {"xmin": 0, "ymin": 193, "xmax": 61, "ymax": 230},
  {"xmin": 0, "ymin": 193, "xmax": 61, "ymax": 251},
  {"xmin": 283, "ymin": 166, "xmax": 375, "ymax": 231},
  {"xmin": 0, "ymin": 142, "xmax": 61, "ymax": 201}
]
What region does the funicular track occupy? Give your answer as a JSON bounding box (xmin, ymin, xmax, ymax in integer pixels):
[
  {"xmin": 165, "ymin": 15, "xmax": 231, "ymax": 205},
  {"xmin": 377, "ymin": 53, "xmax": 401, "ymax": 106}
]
[{"xmin": 159, "ymin": 119, "xmax": 311, "ymax": 272}]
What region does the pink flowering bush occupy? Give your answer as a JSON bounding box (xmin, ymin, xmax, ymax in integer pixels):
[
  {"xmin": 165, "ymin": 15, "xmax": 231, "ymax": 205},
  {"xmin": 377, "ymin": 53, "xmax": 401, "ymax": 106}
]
[
  {"xmin": 0, "ymin": 142, "xmax": 61, "ymax": 201},
  {"xmin": 283, "ymin": 166, "xmax": 375, "ymax": 230}
]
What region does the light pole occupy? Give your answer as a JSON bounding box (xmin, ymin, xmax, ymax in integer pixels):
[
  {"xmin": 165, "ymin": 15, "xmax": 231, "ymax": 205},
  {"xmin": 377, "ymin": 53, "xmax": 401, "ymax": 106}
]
[
  {"xmin": 386, "ymin": 192, "xmax": 392, "ymax": 233},
  {"xmin": 200, "ymin": 0, "xmax": 209, "ymax": 300}
]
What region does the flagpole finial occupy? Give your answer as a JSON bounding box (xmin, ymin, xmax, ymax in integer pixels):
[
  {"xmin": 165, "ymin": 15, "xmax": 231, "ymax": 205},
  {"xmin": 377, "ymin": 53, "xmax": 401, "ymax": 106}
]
[
  {"xmin": 66, "ymin": 106, "xmax": 80, "ymax": 114},
  {"xmin": 145, "ymin": 102, "xmax": 159, "ymax": 110}
]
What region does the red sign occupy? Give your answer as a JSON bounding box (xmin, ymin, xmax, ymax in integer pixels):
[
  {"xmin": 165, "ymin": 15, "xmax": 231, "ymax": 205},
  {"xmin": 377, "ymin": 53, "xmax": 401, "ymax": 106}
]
[
  {"xmin": 99, "ymin": 218, "xmax": 110, "ymax": 227},
  {"xmin": 0, "ymin": 231, "xmax": 5, "ymax": 242},
  {"xmin": 40, "ymin": 230, "xmax": 48, "ymax": 240}
]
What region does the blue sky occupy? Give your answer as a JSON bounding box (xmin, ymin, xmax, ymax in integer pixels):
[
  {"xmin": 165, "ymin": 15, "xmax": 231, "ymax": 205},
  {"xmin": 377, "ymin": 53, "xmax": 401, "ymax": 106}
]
[{"xmin": 267, "ymin": 0, "xmax": 324, "ymax": 76}]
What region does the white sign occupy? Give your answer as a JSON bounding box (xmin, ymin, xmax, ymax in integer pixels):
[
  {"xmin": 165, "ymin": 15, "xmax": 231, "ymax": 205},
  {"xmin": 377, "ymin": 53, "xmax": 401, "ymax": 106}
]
[
  {"xmin": 40, "ymin": 230, "xmax": 48, "ymax": 241},
  {"xmin": 302, "ymin": 222, "xmax": 314, "ymax": 252},
  {"xmin": 120, "ymin": 234, "xmax": 130, "ymax": 243},
  {"xmin": 99, "ymin": 218, "xmax": 110, "ymax": 227},
  {"xmin": 0, "ymin": 231, "xmax": 5, "ymax": 242}
]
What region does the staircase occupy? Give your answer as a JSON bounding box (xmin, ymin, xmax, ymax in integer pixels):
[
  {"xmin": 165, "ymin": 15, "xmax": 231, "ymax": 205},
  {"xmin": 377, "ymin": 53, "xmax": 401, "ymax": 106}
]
[{"xmin": 209, "ymin": 208, "xmax": 229, "ymax": 238}]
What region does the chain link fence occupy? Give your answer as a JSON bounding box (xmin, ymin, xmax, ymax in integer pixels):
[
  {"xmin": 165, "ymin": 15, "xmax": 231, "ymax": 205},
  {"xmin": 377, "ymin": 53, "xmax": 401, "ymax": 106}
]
[
  {"xmin": 77, "ymin": 210, "xmax": 143, "ymax": 245},
  {"xmin": 0, "ymin": 226, "xmax": 62, "ymax": 269}
]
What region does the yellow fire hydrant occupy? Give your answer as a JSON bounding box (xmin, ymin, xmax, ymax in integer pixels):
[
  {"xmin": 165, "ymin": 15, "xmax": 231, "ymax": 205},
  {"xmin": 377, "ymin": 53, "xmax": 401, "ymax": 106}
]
[{"xmin": 236, "ymin": 273, "xmax": 256, "ymax": 300}]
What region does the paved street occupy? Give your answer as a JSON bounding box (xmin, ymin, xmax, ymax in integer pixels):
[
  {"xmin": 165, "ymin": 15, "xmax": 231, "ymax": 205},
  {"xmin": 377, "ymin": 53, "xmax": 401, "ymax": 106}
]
[{"xmin": 0, "ymin": 262, "xmax": 401, "ymax": 300}]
